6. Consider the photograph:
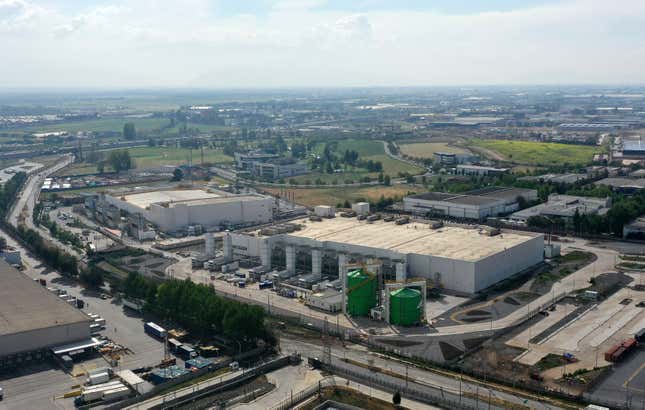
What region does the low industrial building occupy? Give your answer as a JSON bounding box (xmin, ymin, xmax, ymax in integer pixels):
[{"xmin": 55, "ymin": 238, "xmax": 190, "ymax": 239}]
[
  {"xmin": 234, "ymin": 151, "xmax": 280, "ymax": 169},
  {"xmin": 594, "ymin": 177, "xmax": 645, "ymax": 192},
  {"xmin": 227, "ymin": 215, "xmax": 544, "ymax": 294},
  {"xmin": 455, "ymin": 164, "xmax": 509, "ymax": 176},
  {"xmin": 100, "ymin": 188, "xmax": 275, "ymax": 234},
  {"xmin": 509, "ymin": 194, "xmax": 612, "ymax": 223},
  {"xmin": 403, "ymin": 187, "xmax": 537, "ymax": 220},
  {"xmin": 250, "ymin": 160, "xmax": 308, "ymax": 179},
  {"xmin": 622, "ymin": 136, "xmax": 645, "ymax": 158},
  {"xmin": 0, "ymin": 261, "xmax": 92, "ymax": 366},
  {"xmin": 518, "ymin": 173, "xmax": 588, "ymax": 184},
  {"xmin": 623, "ymin": 215, "xmax": 645, "ymax": 239}
]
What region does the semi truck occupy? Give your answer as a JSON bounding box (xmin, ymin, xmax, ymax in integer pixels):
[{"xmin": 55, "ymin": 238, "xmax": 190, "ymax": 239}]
[{"xmin": 144, "ymin": 322, "xmax": 166, "ymax": 340}]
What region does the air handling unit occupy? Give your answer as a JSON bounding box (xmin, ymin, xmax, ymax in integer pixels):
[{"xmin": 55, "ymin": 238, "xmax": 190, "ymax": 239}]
[{"xmin": 346, "ymin": 269, "xmax": 377, "ymax": 316}]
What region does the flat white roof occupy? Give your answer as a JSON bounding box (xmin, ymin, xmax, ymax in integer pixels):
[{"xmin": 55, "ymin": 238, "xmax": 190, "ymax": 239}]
[
  {"xmin": 277, "ymin": 216, "xmax": 539, "ymax": 262},
  {"xmin": 121, "ymin": 189, "xmax": 222, "ymax": 209}
]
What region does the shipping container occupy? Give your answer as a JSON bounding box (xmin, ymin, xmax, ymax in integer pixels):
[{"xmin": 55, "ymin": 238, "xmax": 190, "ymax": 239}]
[
  {"xmin": 259, "ymin": 280, "xmax": 273, "ymax": 290},
  {"xmin": 176, "ymin": 344, "xmax": 197, "ymax": 361},
  {"xmin": 88, "ymin": 372, "xmax": 110, "ymax": 385},
  {"xmin": 144, "ymin": 322, "xmax": 166, "ymax": 339},
  {"xmin": 122, "ymin": 299, "xmax": 143, "ymax": 313},
  {"xmin": 605, "ymin": 338, "xmax": 636, "ymax": 362},
  {"xmin": 168, "ymin": 338, "xmax": 182, "ymax": 353},
  {"xmin": 101, "ymin": 386, "xmax": 130, "ymax": 401}
]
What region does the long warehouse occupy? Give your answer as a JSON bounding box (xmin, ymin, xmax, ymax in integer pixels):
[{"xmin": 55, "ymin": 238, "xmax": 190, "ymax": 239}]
[
  {"xmin": 0, "ymin": 260, "xmax": 91, "ymax": 366},
  {"xmin": 102, "ymin": 188, "xmax": 274, "ymax": 233},
  {"xmin": 228, "ymin": 215, "xmax": 544, "ymax": 294}
]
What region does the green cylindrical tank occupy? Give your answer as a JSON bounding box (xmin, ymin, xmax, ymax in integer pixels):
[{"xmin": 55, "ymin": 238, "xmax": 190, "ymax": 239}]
[
  {"xmin": 346, "ymin": 269, "xmax": 377, "ymax": 316},
  {"xmin": 389, "ymin": 287, "xmax": 421, "ymax": 326}
]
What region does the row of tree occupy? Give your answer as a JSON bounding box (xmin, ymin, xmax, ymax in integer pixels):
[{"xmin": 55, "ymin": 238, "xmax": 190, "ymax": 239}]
[
  {"xmin": 0, "ymin": 171, "xmax": 27, "ymax": 219},
  {"xmin": 15, "ymin": 225, "xmax": 79, "ymax": 275},
  {"xmin": 122, "ymin": 273, "xmax": 269, "ymax": 347}
]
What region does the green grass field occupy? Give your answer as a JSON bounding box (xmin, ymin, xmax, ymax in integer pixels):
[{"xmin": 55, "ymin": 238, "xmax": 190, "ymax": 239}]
[
  {"xmin": 399, "ymin": 142, "xmax": 468, "ymax": 158},
  {"xmin": 469, "ymin": 139, "xmax": 603, "ymax": 166},
  {"xmin": 55, "ymin": 146, "xmax": 232, "ymax": 176},
  {"xmin": 306, "ymin": 139, "xmax": 423, "ymax": 180},
  {"xmin": 14, "ymin": 117, "xmax": 234, "ymax": 135}
]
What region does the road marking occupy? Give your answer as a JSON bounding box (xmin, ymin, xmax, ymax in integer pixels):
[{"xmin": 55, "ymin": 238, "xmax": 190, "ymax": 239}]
[{"xmin": 623, "ymin": 361, "xmax": 645, "ymax": 393}]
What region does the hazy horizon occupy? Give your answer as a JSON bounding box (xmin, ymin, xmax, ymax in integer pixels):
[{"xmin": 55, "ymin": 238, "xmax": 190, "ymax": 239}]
[{"xmin": 2, "ymin": 0, "xmax": 645, "ymax": 89}]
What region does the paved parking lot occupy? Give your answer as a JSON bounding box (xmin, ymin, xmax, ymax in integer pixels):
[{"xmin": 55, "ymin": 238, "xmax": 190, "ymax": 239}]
[
  {"xmin": 588, "ymin": 349, "xmax": 645, "ymax": 409},
  {"xmin": 0, "ymin": 229, "xmax": 166, "ymax": 409}
]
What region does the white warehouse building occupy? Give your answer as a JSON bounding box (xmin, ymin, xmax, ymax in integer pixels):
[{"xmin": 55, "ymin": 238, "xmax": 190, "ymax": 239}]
[
  {"xmin": 403, "ymin": 187, "xmax": 538, "ymax": 220},
  {"xmin": 227, "ymin": 215, "xmax": 544, "ymax": 294},
  {"xmin": 103, "ymin": 189, "xmax": 274, "ymax": 233}
]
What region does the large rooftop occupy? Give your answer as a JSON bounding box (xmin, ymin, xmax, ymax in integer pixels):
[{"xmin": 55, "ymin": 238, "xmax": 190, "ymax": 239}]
[
  {"xmin": 0, "ymin": 261, "xmax": 90, "ymax": 336},
  {"xmin": 120, "ymin": 189, "xmax": 222, "ymax": 209},
  {"xmin": 275, "ymin": 216, "xmax": 539, "ymax": 261}
]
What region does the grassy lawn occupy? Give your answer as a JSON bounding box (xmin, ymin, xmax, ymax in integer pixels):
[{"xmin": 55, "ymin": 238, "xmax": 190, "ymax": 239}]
[
  {"xmin": 301, "ymin": 139, "xmax": 423, "ymax": 182},
  {"xmin": 399, "ymin": 142, "xmax": 468, "ymax": 158},
  {"xmin": 128, "ymin": 146, "xmax": 232, "ymax": 168},
  {"xmin": 14, "ymin": 117, "xmax": 235, "ymax": 135},
  {"xmin": 16, "ymin": 117, "xmax": 173, "ymax": 133},
  {"xmin": 55, "ymin": 147, "xmax": 232, "ymax": 175},
  {"xmin": 534, "ymin": 353, "xmax": 568, "ymax": 371},
  {"xmin": 262, "ymin": 184, "xmax": 419, "ymax": 207},
  {"xmin": 469, "ymin": 139, "xmax": 603, "ymax": 166}
]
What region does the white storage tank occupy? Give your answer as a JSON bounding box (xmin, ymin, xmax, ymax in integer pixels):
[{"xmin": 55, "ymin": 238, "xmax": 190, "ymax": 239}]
[
  {"xmin": 314, "ymin": 205, "xmax": 335, "ymax": 218},
  {"xmin": 351, "ymin": 202, "xmax": 370, "ymax": 215},
  {"xmin": 204, "ymin": 232, "xmax": 215, "ymax": 257}
]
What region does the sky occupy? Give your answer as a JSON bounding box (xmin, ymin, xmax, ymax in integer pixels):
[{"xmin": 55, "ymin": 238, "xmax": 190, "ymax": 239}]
[{"xmin": 1, "ymin": 0, "xmax": 645, "ymax": 89}]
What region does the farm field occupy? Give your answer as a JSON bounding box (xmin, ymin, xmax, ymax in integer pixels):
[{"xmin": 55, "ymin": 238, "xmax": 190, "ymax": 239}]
[
  {"xmin": 262, "ymin": 184, "xmax": 419, "ymax": 207},
  {"xmin": 15, "ymin": 117, "xmax": 173, "ymax": 133},
  {"xmin": 55, "ymin": 146, "xmax": 232, "ymax": 176},
  {"xmin": 469, "ymin": 139, "xmax": 604, "ymax": 166},
  {"xmin": 399, "ymin": 142, "xmax": 468, "ymax": 158},
  {"xmin": 13, "ymin": 117, "xmax": 234, "ymax": 134},
  {"xmin": 296, "ymin": 139, "xmax": 423, "ymax": 183}
]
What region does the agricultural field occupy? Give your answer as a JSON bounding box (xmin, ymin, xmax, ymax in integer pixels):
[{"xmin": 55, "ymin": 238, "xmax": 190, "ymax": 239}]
[
  {"xmin": 262, "ymin": 184, "xmax": 419, "ymax": 207},
  {"xmin": 296, "ymin": 139, "xmax": 423, "ymax": 183},
  {"xmin": 55, "ymin": 146, "xmax": 232, "ymax": 176},
  {"xmin": 15, "ymin": 117, "xmax": 173, "ymax": 133},
  {"xmin": 399, "ymin": 142, "xmax": 468, "ymax": 158},
  {"xmin": 13, "ymin": 116, "xmax": 234, "ymax": 135},
  {"xmin": 469, "ymin": 139, "xmax": 604, "ymax": 166}
]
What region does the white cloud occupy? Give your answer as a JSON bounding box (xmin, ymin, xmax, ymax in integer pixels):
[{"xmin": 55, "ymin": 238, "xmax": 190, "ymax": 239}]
[{"xmin": 1, "ymin": 0, "xmax": 645, "ymax": 88}]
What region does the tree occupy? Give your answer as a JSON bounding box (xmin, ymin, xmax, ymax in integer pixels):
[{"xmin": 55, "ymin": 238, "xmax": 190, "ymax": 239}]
[
  {"xmin": 392, "ymin": 391, "xmax": 401, "ymax": 406},
  {"xmin": 123, "ymin": 123, "xmax": 137, "ymax": 140},
  {"xmin": 80, "ymin": 266, "xmax": 104, "ymax": 290},
  {"xmin": 97, "ymin": 161, "xmax": 105, "ymax": 174},
  {"xmin": 383, "ymin": 175, "xmax": 391, "ymax": 186},
  {"xmin": 172, "ymin": 168, "xmax": 184, "ymax": 181},
  {"xmin": 108, "ymin": 150, "xmax": 134, "ymax": 173},
  {"xmin": 291, "ymin": 142, "xmax": 306, "ymax": 159}
]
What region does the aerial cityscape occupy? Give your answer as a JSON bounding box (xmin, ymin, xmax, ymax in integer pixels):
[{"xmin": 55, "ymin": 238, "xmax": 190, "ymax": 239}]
[{"xmin": 0, "ymin": 1, "xmax": 644, "ymax": 410}]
